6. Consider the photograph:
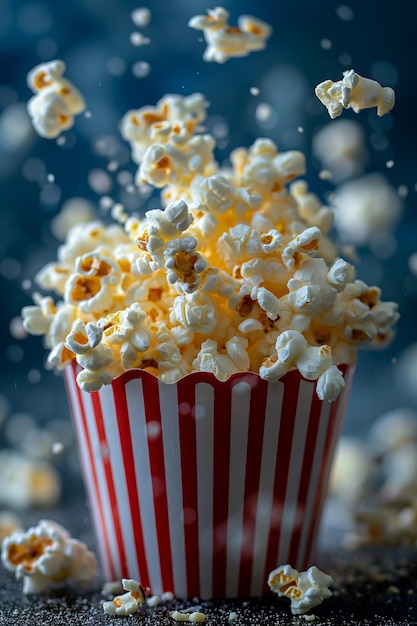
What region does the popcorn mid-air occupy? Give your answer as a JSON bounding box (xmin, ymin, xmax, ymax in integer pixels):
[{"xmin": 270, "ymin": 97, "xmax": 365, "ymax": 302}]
[
  {"xmin": 102, "ymin": 578, "xmax": 145, "ymax": 616},
  {"xmin": 188, "ymin": 7, "xmax": 272, "ymax": 64},
  {"xmin": 1, "ymin": 519, "xmax": 97, "ymax": 594},
  {"xmin": 26, "ymin": 60, "xmax": 86, "ymax": 138},
  {"xmin": 268, "ymin": 564, "xmax": 333, "ymax": 615},
  {"xmin": 21, "ymin": 90, "xmax": 400, "ymax": 401},
  {"xmin": 315, "ymin": 69, "xmax": 395, "ymax": 119}
]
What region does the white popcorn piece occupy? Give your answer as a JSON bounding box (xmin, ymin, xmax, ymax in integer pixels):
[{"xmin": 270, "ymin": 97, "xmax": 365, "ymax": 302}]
[
  {"xmin": 189, "ymin": 7, "xmax": 272, "ymax": 64},
  {"xmin": 0, "ymin": 450, "xmax": 61, "ymax": 510},
  {"xmin": 26, "ymin": 60, "xmax": 86, "ymax": 138},
  {"xmin": 103, "ymin": 577, "xmax": 145, "ymax": 616},
  {"xmin": 282, "ymin": 227, "xmax": 322, "ymax": 269},
  {"xmin": 268, "ymin": 564, "xmax": 333, "ymax": 615},
  {"xmin": 164, "ymin": 236, "xmax": 207, "ymax": 294},
  {"xmin": 315, "ymin": 69, "xmax": 395, "ymax": 119},
  {"xmin": 131, "ymin": 7, "xmax": 151, "ymax": 27},
  {"xmin": 331, "ymin": 173, "xmax": 403, "ymax": 246},
  {"xmin": 0, "ymin": 512, "xmax": 23, "ymax": 545},
  {"xmin": 171, "ymin": 610, "xmax": 206, "ymax": 622},
  {"xmin": 193, "ymin": 339, "xmax": 239, "ymax": 381},
  {"xmin": 312, "ymin": 119, "xmax": 367, "ymax": 183},
  {"xmin": 1, "ymin": 519, "xmax": 97, "ymax": 594}
]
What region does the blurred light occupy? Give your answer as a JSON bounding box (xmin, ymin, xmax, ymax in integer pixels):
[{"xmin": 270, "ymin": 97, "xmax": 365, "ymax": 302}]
[
  {"xmin": 106, "ymin": 57, "xmax": 126, "ymax": 76},
  {"xmin": 39, "ymin": 183, "xmax": 62, "ymax": 208},
  {"xmin": 370, "ymin": 61, "xmax": 399, "ymax": 87},
  {"xmin": 27, "ymin": 369, "xmax": 42, "ymax": 384},
  {"xmin": 0, "ymin": 257, "xmax": 21, "ymax": 280},
  {"xmin": 132, "ymin": 61, "xmax": 151, "ymax": 78},
  {"xmin": 335, "ymin": 5, "xmax": 354, "ymax": 20},
  {"xmin": 36, "ymin": 37, "xmax": 58, "ymax": 59},
  {"xmin": 88, "ymin": 168, "xmax": 113, "ymax": 194},
  {"xmin": 320, "ymin": 38, "xmax": 332, "ymax": 50},
  {"xmin": 0, "ymin": 103, "xmax": 34, "ymax": 152},
  {"xmin": 338, "ymin": 53, "xmax": 353, "ymax": 67},
  {"xmin": 6, "ymin": 345, "xmax": 24, "ymax": 363},
  {"xmin": 17, "ymin": 3, "xmax": 53, "ymax": 35},
  {"xmin": 22, "ymin": 157, "xmax": 46, "ymax": 182},
  {"xmin": 0, "ymin": 86, "xmax": 18, "ymax": 110}
]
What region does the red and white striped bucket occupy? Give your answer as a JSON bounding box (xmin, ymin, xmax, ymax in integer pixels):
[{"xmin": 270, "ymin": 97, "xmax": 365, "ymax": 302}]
[{"xmin": 65, "ymin": 363, "xmax": 353, "ymax": 599}]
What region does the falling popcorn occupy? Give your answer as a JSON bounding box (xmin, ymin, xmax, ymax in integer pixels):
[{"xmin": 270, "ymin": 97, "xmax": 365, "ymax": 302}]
[
  {"xmin": 188, "ymin": 7, "xmax": 272, "ymax": 64},
  {"xmin": 1, "ymin": 519, "xmax": 97, "ymax": 594},
  {"xmin": 26, "ymin": 59, "xmax": 86, "ymax": 138},
  {"xmin": 268, "ymin": 564, "xmax": 333, "ymax": 615},
  {"xmin": 315, "ymin": 69, "xmax": 395, "ymax": 119},
  {"xmin": 21, "ymin": 90, "xmax": 400, "ymax": 401},
  {"xmin": 102, "ymin": 578, "xmax": 146, "ymax": 616}
]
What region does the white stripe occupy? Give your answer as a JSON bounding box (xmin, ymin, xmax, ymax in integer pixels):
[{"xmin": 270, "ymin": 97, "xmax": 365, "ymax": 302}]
[
  {"xmin": 226, "ymin": 381, "xmax": 251, "ymax": 597},
  {"xmin": 306, "ymin": 393, "xmax": 346, "ymax": 561},
  {"xmin": 276, "ymin": 380, "xmax": 314, "ymax": 565},
  {"xmin": 125, "ymin": 378, "xmax": 162, "ymax": 592},
  {"xmin": 158, "ymin": 380, "xmax": 187, "ymax": 597},
  {"xmin": 98, "ymin": 384, "xmax": 139, "ymax": 580},
  {"xmin": 82, "ymin": 389, "xmax": 122, "ymax": 577},
  {"xmin": 65, "ymin": 372, "xmax": 111, "ymax": 578},
  {"xmin": 250, "ymin": 380, "xmax": 284, "ymax": 595},
  {"xmin": 195, "ymin": 382, "xmax": 214, "ymax": 598},
  {"xmin": 296, "ymin": 398, "xmax": 331, "ymax": 568}
]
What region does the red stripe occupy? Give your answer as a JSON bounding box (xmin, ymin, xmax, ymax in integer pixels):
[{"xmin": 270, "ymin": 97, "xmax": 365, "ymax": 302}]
[
  {"xmin": 140, "ymin": 373, "xmax": 175, "ymax": 594},
  {"xmin": 64, "ymin": 364, "xmax": 115, "ymax": 580},
  {"xmin": 177, "ymin": 376, "xmax": 200, "ymax": 598},
  {"xmin": 111, "ymin": 373, "xmax": 150, "ymax": 586},
  {"xmin": 305, "ymin": 365, "xmax": 353, "ymax": 563},
  {"xmin": 90, "ymin": 389, "xmax": 128, "ymax": 575},
  {"xmin": 237, "ymin": 376, "xmax": 268, "ymax": 596},
  {"xmin": 211, "ymin": 376, "xmax": 233, "ymax": 598},
  {"xmin": 286, "ymin": 388, "xmax": 323, "ymax": 568},
  {"xmin": 262, "ymin": 371, "xmax": 301, "ymax": 588}
]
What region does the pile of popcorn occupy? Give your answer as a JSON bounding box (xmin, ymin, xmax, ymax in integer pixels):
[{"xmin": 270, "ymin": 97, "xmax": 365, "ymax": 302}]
[
  {"xmin": 21, "ymin": 81, "xmax": 400, "ymax": 401},
  {"xmin": 1, "ymin": 519, "xmax": 97, "ymax": 594}
]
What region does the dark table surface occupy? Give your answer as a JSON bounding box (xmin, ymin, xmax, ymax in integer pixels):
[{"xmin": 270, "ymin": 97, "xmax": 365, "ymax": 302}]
[{"xmin": 0, "ymin": 494, "xmax": 416, "ymax": 626}]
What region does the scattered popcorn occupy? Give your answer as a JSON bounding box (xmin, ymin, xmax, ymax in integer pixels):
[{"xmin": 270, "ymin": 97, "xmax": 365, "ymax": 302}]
[
  {"xmin": 0, "ymin": 512, "xmax": 23, "ymax": 545},
  {"xmin": 268, "ymin": 564, "xmax": 333, "ymax": 615},
  {"xmin": 130, "ymin": 31, "xmax": 150, "ymax": 46},
  {"xmin": 331, "ymin": 173, "xmax": 403, "ymax": 246},
  {"xmin": 1, "ymin": 519, "xmax": 97, "ymax": 594},
  {"xmin": 103, "ymin": 578, "xmax": 145, "ymax": 616},
  {"xmin": 26, "ymin": 60, "xmax": 86, "ymax": 138},
  {"xmin": 131, "ymin": 7, "xmax": 151, "ymax": 28},
  {"xmin": 329, "ymin": 436, "xmax": 375, "ymax": 502},
  {"xmin": 22, "ymin": 91, "xmax": 399, "ymax": 401},
  {"xmin": 171, "ymin": 610, "xmax": 206, "ymax": 622},
  {"xmin": 0, "ymin": 450, "xmax": 61, "ymax": 509},
  {"xmin": 188, "ymin": 7, "xmax": 272, "ymax": 64},
  {"xmin": 315, "ymin": 69, "xmax": 395, "ymax": 119},
  {"xmin": 312, "ymin": 119, "xmax": 367, "ymax": 183}
]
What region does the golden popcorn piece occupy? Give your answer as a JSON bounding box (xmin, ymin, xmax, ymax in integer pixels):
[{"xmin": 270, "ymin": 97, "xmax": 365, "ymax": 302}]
[
  {"xmin": 102, "ymin": 578, "xmax": 146, "ymax": 616},
  {"xmin": 1, "ymin": 520, "xmax": 97, "ymax": 594},
  {"xmin": 26, "ymin": 60, "xmax": 86, "ymax": 138},
  {"xmin": 188, "ymin": 7, "xmax": 272, "ymax": 64},
  {"xmin": 268, "ymin": 564, "xmax": 333, "ymax": 615},
  {"xmin": 315, "ymin": 69, "xmax": 395, "ymax": 119}
]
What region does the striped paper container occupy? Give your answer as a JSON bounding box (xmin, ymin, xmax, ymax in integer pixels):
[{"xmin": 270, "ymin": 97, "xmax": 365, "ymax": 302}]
[{"xmin": 64, "ymin": 362, "xmax": 353, "ymax": 599}]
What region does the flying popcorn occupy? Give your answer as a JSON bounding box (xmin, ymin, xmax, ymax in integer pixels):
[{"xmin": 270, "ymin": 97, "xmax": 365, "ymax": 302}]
[
  {"xmin": 315, "ymin": 69, "xmax": 395, "ymax": 119},
  {"xmin": 21, "ymin": 92, "xmax": 399, "ymax": 401},
  {"xmin": 1, "ymin": 519, "xmax": 97, "ymax": 594},
  {"xmin": 26, "ymin": 60, "xmax": 86, "ymax": 138},
  {"xmin": 312, "ymin": 119, "xmax": 368, "ymax": 183},
  {"xmin": 331, "ymin": 173, "xmax": 403, "ymax": 246},
  {"xmin": 188, "ymin": 7, "xmax": 272, "ymax": 64},
  {"xmin": 102, "ymin": 578, "xmax": 145, "ymax": 616},
  {"xmin": 268, "ymin": 564, "xmax": 333, "ymax": 615}
]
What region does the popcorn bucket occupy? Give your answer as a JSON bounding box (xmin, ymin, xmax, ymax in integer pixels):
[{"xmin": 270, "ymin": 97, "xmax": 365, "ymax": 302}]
[{"xmin": 64, "ymin": 363, "xmax": 353, "ymax": 599}]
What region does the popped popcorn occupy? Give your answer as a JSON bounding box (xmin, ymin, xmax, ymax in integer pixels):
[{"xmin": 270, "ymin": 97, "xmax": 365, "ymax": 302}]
[
  {"xmin": 331, "ymin": 173, "xmax": 403, "ymax": 247},
  {"xmin": 1, "ymin": 519, "xmax": 97, "ymax": 594},
  {"xmin": 22, "ymin": 90, "xmax": 399, "ymax": 401},
  {"xmin": 102, "ymin": 578, "xmax": 145, "ymax": 616},
  {"xmin": 26, "ymin": 60, "xmax": 86, "ymax": 138},
  {"xmin": 315, "ymin": 69, "xmax": 395, "ymax": 119},
  {"xmin": 188, "ymin": 7, "xmax": 272, "ymax": 64},
  {"xmin": 268, "ymin": 564, "xmax": 333, "ymax": 615}
]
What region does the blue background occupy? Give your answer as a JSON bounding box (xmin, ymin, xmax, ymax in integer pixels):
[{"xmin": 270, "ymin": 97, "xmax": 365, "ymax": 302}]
[{"xmin": 1, "ymin": 0, "xmax": 416, "ymax": 448}]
